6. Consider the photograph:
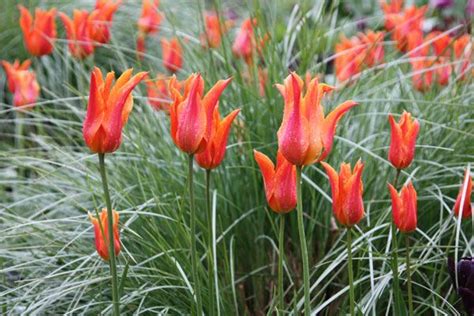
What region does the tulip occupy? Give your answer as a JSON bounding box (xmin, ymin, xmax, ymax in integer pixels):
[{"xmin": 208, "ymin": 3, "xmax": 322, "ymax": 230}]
[
  {"xmin": 254, "ymin": 150, "xmax": 297, "ymax": 213},
  {"xmin": 388, "ymin": 111, "xmax": 420, "ymax": 170},
  {"xmin": 1, "ymin": 59, "xmax": 32, "ymax": 93},
  {"xmin": 18, "ymin": 5, "xmax": 57, "ymax": 56},
  {"xmin": 89, "ymin": 209, "xmax": 120, "ymax": 261},
  {"xmin": 453, "ymin": 168, "xmax": 473, "ymax": 219},
  {"xmin": 137, "ymin": 0, "xmax": 162, "ymax": 35},
  {"xmin": 82, "ymin": 67, "xmax": 147, "ymax": 153},
  {"xmin": 276, "ymin": 72, "xmax": 358, "ymax": 166},
  {"xmin": 321, "ymin": 160, "xmax": 365, "ymax": 227},
  {"xmin": 168, "ymin": 74, "xmax": 231, "ymax": 154},
  {"xmin": 59, "ymin": 10, "xmax": 95, "ymax": 59},
  {"xmin": 232, "ymin": 18, "xmax": 257, "ymax": 63},
  {"xmin": 390, "ymin": 6, "xmax": 427, "ymax": 52},
  {"xmin": 89, "ymin": 0, "xmax": 121, "ymax": 44},
  {"xmin": 335, "ymin": 34, "xmax": 365, "ymax": 82},
  {"xmin": 388, "ymin": 182, "xmax": 417, "ymax": 233},
  {"xmin": 453, "ymin": 35, "xmax": 472, "ymax": 80},
  {"xmin": 161, "ymin": 37, "xmax": 183, "ymax": 73},
  {"xmin": 448, "ymin": 257, "xmax": 474, "ymax": 315},
  {"xmin": 146, "ymin": 74, "xmax": 181, "ymax": 112},
  {"xmin": 380, "ymin": 0, "xmax": 404, "ymax": 30},
  {"xmin": 201, "ymin": 12, "xmax": 232, "ymax": 48},
  {"xmin": 2, "ymin": 60, "xmax": 40, "ymax": 109},
  {"xmin": 359, "ymin": 31, "xmax": 385, "ymax": 68}
]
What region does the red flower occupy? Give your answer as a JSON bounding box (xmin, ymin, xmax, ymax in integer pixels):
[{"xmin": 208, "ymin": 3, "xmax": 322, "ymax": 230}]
[
  {"xmin": 380, "ymin": 0, "xmax": 404, "ymax": 30},
  {"xmin": 89, "ymin": 0, "xmax": 121, "ymax": 44},
  {"xmin": 161, "ymin": 37, "xmax": 183, "ymax": 73},
  {"xmin": 146, "ymin": 74, "xmax": 181, "ymax": 112},
  {"xmin": 18, "ymin": 5, "xmax": 57, "ymax": 56},
  {"xmin": 453, "ymin": 169, "xmax": 473, "ymax": 219},
  {"xmin": 1, "ymin": 59, "xmax": 32, "ymax": 93},
  {"xmin": 254, "ymin": 150, "xmax": 297, "ymax": 213},
  {"xmin": 201, "ymin": 12, "xmax": 233, "ymax": 48},
  {"xmin": 1, "ymin": 60, "xmax": 40, "ymax": 109},
  {"xmin": 321, "ymin": 160, "xmax": 365, "ymax": 227},
  {"xmin": 82, "ymin": 67, "xmax": 147, "ymax": 153},
  {"xmin": 89, "ymin": 209, "xmax": 120, "ymax": 261},
  {"xmin": 232, "ymin": 18, "xmax": 257, "ymax": 63},
  {"xmin": 388, "ymin": 181, "xmax": 418, "ymax": 233},
  {"xmin": 388, "ymin": 111, "xmax": 420, "ymax": 170},
  {"xmin": 59, "ymin": 10, "xmax": 95, "ymax": 59},
  {"xmin": 137, "ymin": 0, "xmax": 162, "ymax": 35},
  {"xmin": 453, "ymin": 35, "xmax": 472, "ymax": 80},
  {"xmin": 390, "ymin": 5, "xmax": 427, "ymax": 52}
]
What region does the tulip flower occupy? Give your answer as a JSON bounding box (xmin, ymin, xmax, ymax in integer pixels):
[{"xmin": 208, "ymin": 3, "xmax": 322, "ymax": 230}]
[
  {"xmin": 388, "ymin": 182, "xmax": 417, "ymax": 233},
  {"xmin": 2, "ymin": 60, "xmax": 40, "ymax": 109},
  {"xmin": 390, "ymin": 5, "xmax": 427, "ymax": 52},
  {"xmin": 201, "ymin": 12, "xmax": 232, "ymax": 48},
  {"xmin": 195, "ymin": 108, "xmax": 240, "ymax": 170},
  {"xmin": 448, "ymin": 257, "xmax": 474, "ymax": 315},
  {"xmin": 136, "ymin": 0, "xmax": 162, "ymax": 57},
  {"xmin": 453, "ymin": 34, "xmax": 472, "ymax": 80},
  {"xmin": 161, "ymin": 37, "xmax": 183, "ymax": 73},
  {"xmin": 276, "ymin": 72, "xmax": 358, "ymax": 166},
  {"xmin": 1, "ymin": 59, "xmax": 32, "ymax": 93},
  {"xmin": 380, "ymin": 0, "xmax": 404, "ymax": 30},
  {"xmin": 18, "ymin": 5, "xmax": 57, "ymax": 56},
  {"xmin": 82, "ymin": 67, "xmax": 147, "ymax": 153},
  {"xmin": 321, "ymin": 160, "xmax": 365, "ymax": 227},
  {"xmin": 453, "ymin": 168, "xmax": 473, "ymax": 219},
  {"xmin": 89, "ymin": 209, "xmax": 120, "ymax": 261},
  {"xmin": 59, "ymin": 10, "xmax": 95, "ymax": 59},
  {"xmin": 359, "ymin": 31, "xmax": 385, "ymax": 68},
  {"xmin": 146, "ymin": 74, "xmax": 181, "ymax": 112},
  {"xmin": 89, "ymin": 0, "xmax": 121, "ymax": 44},
  {"xmin": 253, "ymin": 150, "xmax": 297, "ymax": 213},
  {"xmin": 388, "ymin": 111, "xmax": 420, "ymax": 170},
  {"xmin": 335, "ymin": 34, "xmax": 365, "ymax": 82},
  {"xmin": 168, "ymin": 74, "xmax": 231, "ymax": 154},
  {"xmin": 232, "ymin": 18, "xmax": 257, "ymax": 63}
]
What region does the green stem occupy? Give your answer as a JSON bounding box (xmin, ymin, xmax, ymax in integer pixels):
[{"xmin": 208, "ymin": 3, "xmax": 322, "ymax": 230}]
[
  {"xmin": 205, "ymin": 169, "xmax": 215, "ymax": 315},
  {"xmin": 98, "ymin": 153, "xmax": 120, "ymax": 316},
  {"xmin": 278, "ymin": 214, "xmax": 285, "ymax": 315},
  {"xmin": 405, "ymin": 234, "xmax": 413, "ymax": 316},
  {"xmin": 296, "ymin": 166, "xmax": 310, "ymax": 316},
  {"xmin": 391, "ymin": 169, "xmax": 402, "ymax": 316},
  {"xmin": 188, "ymin": 155, "xmax": 202, "ymax": 315},
  {"xmin": 15, "ymin": 111, "xmax": 25, "ymax": 179},
  {"xmin": 347, "ymin": 228, "xmax": 355, "ymax": 316}
]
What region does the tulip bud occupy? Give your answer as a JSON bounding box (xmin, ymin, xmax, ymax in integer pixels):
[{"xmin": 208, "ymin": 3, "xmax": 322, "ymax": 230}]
[
  {"xmin": 453, "ymin": 168, "xmax": 473, "ymax": 219},
  {"xmin": 388, "ymin": 111, "xmax": 420, "ymax": 170},
  {"xmin": 161, "ymin": 38, "xmax": 183, "ymax": 73},
  {"xmin": 1, "ymin": 60, "xmax": 40, "ymax": 109},
  {"xmin": 89, "ymin": 0, "xmax": 121, "ymax": 44},
  {"xmin": 388, "ymin": 182, "xmax": 418, "ymax": 233},
  {"xmin": 59, "ymin": 10, "xmax": 95, "ymax": 59},
  {"xmin": 89, "ymin": 209, "xmax": 120, "ymax": 261},
  {"xmin": 18, "ymin": 5, "xmax": 57, "ymax": 57}
]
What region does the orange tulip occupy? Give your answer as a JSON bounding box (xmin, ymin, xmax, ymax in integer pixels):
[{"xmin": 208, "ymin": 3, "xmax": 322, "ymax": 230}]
[
  {"xmin": 59, "ymin": 10, "xmax": 95, "ymax": 59},
  {"xmin": 335, "ymin": 34, "xmax": 365, "ymax": 82},
  {"xmin": 254, "ymin": 150, "xmax": 297, "ymax": 213},
  {"xmin": 18, "ymin": 5, "xmax": 57, "ymax": 56},
  {"xmin": 137, "ymin": 0, "xmax": 162, "ymax": 35},
  {"xmin": 2, "ymin": 60, "xmax": 40, "ymax": 109},
  {"xmin": 390, "ymin": 5, "xmax": 427, "ymax": 52},
  {"xmin": 232, "ymin": 18, "xmax": 257, "ymax": 63},
  {"xmin": 168, "ymin": 74, "xmax": 231, "ymax": 154},
  {"xmin": 380, "ymin": 0, "xmax": 404, "ymax": 30},
  {"xmin": 89, "ymin": 0, "xmax": 121, "ymax": 44},
  {"xmin": 83, "ymin": 67, "xmax": 147, "ymax": 153},
  {"xmin": 195, "ymin": 107, "xmax": 240, "ymax": 169},
  {"xmin": 388, "ymin": 182, "xmax": 417, "ymax": 233},
  {"xmin": 359, "ymin": 31, "xmax": 385, "ymax": 68},
  {"xmin": 453, "ymin": 34, "xmax": 472, "ymax": 80},
  {"xmin": 146, "ymin": 74, "xmax": 182, "ymax": 112},
  {"xmin": 454, "ymin": 169, "xmax": 473, "ymax": 219},
  {"xmin": 321, "ymin": 160, "xmax": 365, "ymax": 227},
  {"xmin": 388, "ymin": 112, "xmax": 420, "ymax": 170},
  {"xmin": 407, "ymin": 31, "xmax": 434, "ymax": 91},
  {"xmin": 89, "ymin": 209, "xmax": 120, "ymax": 261},
  {"xmin": 161, "ymin": 38, "xmax": 183, "ymax": 73},
  {"xmin": 276, "ymin": 72, "xmax": 358, "ymax": 166},
  {"xmin": 201, "ymin": 12, "xmax": 232, "ymax": 48}
]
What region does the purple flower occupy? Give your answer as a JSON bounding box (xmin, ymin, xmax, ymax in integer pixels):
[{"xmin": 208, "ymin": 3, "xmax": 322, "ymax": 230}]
[
  {"xmin": 448, "ymin": 257, "xmax": 474, "ymax": 315},
  {"xmin": 430, "ymin": 0, "xmax": 454, "ymax": 9}
]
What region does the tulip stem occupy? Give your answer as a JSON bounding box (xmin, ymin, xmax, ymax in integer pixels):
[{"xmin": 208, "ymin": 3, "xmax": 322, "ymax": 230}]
[
  {"xmin": 278, "ymin": 214, "xmax": 285, "ymax": 315},
  {"xmin": 188, "ymin": 154, "xmax": 202, "ymax": 315},
  {"xmin": 205, "ymin": 169, "xmax": 215, "ymax": 315},
  {"xmin": 98, "ymin": 153, "xmax": 120, "ymax": 316},
  {"xmin": 296, "ymin": 166, "xmax": 310, "ymax": 316},
  {"xmin": 391, "ymin": 168, "xmax": 402, "ymax": 316},
  {"xmin": 405, "ymin": 234, "xmax": 414, "ymax": 316},
  {"xmin": 347, "ymin": 228, "xmax": 355, "ymax": 316}
]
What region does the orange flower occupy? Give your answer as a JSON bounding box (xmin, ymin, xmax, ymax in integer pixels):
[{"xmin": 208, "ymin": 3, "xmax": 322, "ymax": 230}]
[
  {"xmin": 388, "ymin": 111, "xmax": 420, "ymax": 170},
  {"xmin": 195, "ymin": 107, "xmax": 240, "ymax": 170},
  {"xmin": 137, "ymin": 0, "xmax": 162, "ymax": 35},
  {"xmin": 407, "ymin": 31, "xmax": 434, "ymax": 91},
  {"xmin": 82, "ymin": 67, "xmax": 147, "ymax": 153},
  {"xmin": 453, "ymin": 169, "xmax": 473, "ymax": 219},
  {"xmin": 18, "ymin": 5, "xmax": 57, "ymax": 56},
  {"xmin": 1, "ymin": 60, "xmax": 40, "ymax": 109},
  {"xmin": 453, "ymin": 34, "xmax": 472, "ymax": 80},
  {"xmin": 380, "ymin": 0, "xmax": 404, "ymax": 30},
  {"xmin": 334, "ymin": 35, "xmax": 365, "ymax": 82},
  {"xmin": 146, "ymin": 74, "xmax": 182, "ymax": 112},
  {"xmin": 161, "ymin": 37, "xmax": 183, "ymax": 73},
  {"xmin": 390, "ymin": 5, "xmax": 427, "ymax": 52},
  {"xmin": 201, "ymin": 12, "xmax": 232, "ymax": 48},
  {"xmin": 321, "ymin": 160, "xmax": 365, "ymax": 227},
  {"xmin": 89, "ymin": 0, "xmax": 121, "ymax": 44},
  {"xmin": 388, "ymin": 182, "xmax": 417, "ymax": 233},
  {"xmin": 232, "ymin": 18, "xmax": 257, "ymax": 63},
  {"xmin": 359, "ymin": 31, "xmax": 385, "ymax": 68},
  {"xmin": 168, "ymin": 74, "xmax": 231, "ymax": 154},
  {"xmin": 88, "ymin": 209, "xmax": 120, "ymax": 261},
  {"xmin": 59, "ymin": 10, "xmax": 95, "ymax": 59},
  {"xmin": 277, "ymin": 72, "xmax": 358, "ymax": 166},
  {"xmin": 254, "ymin": 150, "xmax": 297, "ymax": 213}
]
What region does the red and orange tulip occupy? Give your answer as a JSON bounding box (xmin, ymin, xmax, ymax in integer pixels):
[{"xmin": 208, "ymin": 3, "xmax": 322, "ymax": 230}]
[
  {"xmin": 453, "ymin": 34, "xmax": 472, "ymax": 80},
  {"xmin": 390, "ymin": 5, "xmax": 427, "ymax": 52},
  {"xmin": 161, "ymin": 37, "xmax": 183, "ymax": 73},
  {"xmin": 388, "ymin": 182, "xmax": 418, "ymax": 233},
  {"xmin": 146, "ymin": 74, "xmax": 181, "ymax": 112},
  {"xmin": 2, "ymin": 60, "xmax": 40, "ymax": 109},
  {"xmin": 89, "ymin": 209, "xmax": 120, "ymax": 261},
  {"xmin": 201, "ymin": 12, "xmax": 232, "ymax": 48},
  {"xmin": 137, "ymin": 0, "xmax": 162, "ymax": 35},
  {"xmin": 453, "ymin": 169, "xmax": 473, "ymax": 219},
  {"xmin": 18, "ymin": 5, "xmax": 57, "ymax": 56},
  {"xmin": 360, "ymin": 31, "xmax": 385, "ymax": 68},
  {"xmin": 82, "ymin": 67, "xmax": 147, "ymax": 153},
  {"xmin": 60, "ymin": 10, "xmax": 95, "ymax": 59},
  {"xmin": 1, "ymin": 59, "xmax": 32, "ymax": 93},
  {"xmin": 388, "ymin": 111, "xmax": 420, "ymax": 170},
  {"xmin": 380, "ymin": 0, "xmax": 404, "ymax": 30},
  {"xmin": 321, "ymin": 160, "xmax": 365, "ymax": 227},
  {"xmin": 232, "ymin": 18, "xmax": 257, "ymax": 63},
  {"xmin": 89, "ymin": 0, "xmax": 121, "ymax": 44},
  {"xmin": 276, "ymin": 72, "xmax": 358, "ymax": 166},
  {"xmin": 168, "ymin": 74, "xmax": 231, "ymax": 154},
  {"xmin": 254, "ymin": 150, "xmax": 297, "ymax": 213}
]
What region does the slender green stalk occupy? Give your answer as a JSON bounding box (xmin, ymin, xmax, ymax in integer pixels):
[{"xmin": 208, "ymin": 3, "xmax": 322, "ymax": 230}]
[
  {"xmin": 405, "ymin": 234, "xmax": 413, "ymax": 316},
  {"xmin": 347, "ymin": 228, "xmax": 355, "ymax": 316},
  {"xmin": 188, "ymin": 154, "xmax": 202, "ymax": 315},
  {"xmin": 205, "ymin": 169, "xmax": 215, "ymax": 315},
  {"xmin": 391, "ymin": 169, "xmax": 402, "ymax": 315},
  {"xmin": 98, "ymin": 153, "xmax": 120, "ymax": 316},
  {"xmin": 296, "ymin": 166, "xmax": 310, "ymax": 316},
  {"xmin": 15, "ymin": 111, "xmax": 25, "ymax": 179},
  {"xmin": 277, "ymin": 214, "xmax": 285, "ymax": 314}
]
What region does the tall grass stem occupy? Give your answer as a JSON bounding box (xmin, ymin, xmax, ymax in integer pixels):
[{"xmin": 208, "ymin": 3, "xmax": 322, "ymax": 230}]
[
  {"xmin": 205, "ymin": 169, "xmax": 215, "ymax": 315},
  {"xmin": 278, "ymin": 214, "xmax": 285, "ymax": 315},
  {"xmin": 347, "ymin": 228, "xmax": 355, "ymax": 316}
]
